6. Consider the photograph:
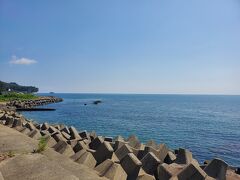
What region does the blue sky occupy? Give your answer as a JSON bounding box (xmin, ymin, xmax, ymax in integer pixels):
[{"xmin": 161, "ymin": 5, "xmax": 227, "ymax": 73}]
[{"xmin": 0, "ymin": 0, "xmax": 239, "ymax": 94}]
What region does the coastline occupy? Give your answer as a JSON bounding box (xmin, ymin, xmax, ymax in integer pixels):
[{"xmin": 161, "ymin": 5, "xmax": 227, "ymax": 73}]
[{"xmin": 0, "ymin": 96, "xmax": 239, "ymax": 179}]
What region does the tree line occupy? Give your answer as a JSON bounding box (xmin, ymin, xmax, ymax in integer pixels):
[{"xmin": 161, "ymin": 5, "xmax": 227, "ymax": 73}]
[{"xmin": 0, "ymin": 81, "xmax": 38, "ymax": 94}]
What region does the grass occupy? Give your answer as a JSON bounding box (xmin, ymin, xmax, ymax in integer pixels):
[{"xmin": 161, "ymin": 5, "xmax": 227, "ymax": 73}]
[
  {"xmin": 7, "ymin": 151, "xmax": 15, "ymax": 157},
  {"xmin": 0, "ymin": 151, "xmax": 15, "ymax": 162},
  {"xmin": 34, "ymin": 137, "xmax": 47, "ymax": 153},
  {"xmin": 0, "ymin": 92, "xmax": 38, "ymax": 102}
]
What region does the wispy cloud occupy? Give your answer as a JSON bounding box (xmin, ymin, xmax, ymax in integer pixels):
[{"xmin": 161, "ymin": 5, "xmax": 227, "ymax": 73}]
[{"xmin": 9, "ymin": 56, "xmax": 37, "ymax": 65}]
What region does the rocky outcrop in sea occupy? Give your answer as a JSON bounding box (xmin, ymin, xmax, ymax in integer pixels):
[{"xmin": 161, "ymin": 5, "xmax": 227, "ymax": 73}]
[{"xmin": 6, "ymin": 96, "xmax": 63, "ymax": 109}]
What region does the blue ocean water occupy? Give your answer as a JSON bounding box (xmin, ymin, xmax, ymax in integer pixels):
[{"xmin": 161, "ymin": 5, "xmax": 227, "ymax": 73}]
[{"xmin": 22, "ymin": 93, "xmax": 240, "ymax": 166}]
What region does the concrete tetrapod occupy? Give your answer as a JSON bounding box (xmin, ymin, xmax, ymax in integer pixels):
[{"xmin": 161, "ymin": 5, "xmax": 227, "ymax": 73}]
[
  {"xmin": 204, "ymin": 158, "xmax": 228, "ymax": 180},
  {"xmin": 95, "ymin": 159, "xmax": 127, "ymax": 180},
  {"xmin": 121, "ymin": 153, "xmax": 142, "ymax": 179}
]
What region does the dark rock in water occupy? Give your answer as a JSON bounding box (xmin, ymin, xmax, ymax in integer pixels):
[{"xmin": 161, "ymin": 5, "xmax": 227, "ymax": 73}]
[{"xmin": 93, "ymin": 100, "xmax": 102, "ymax": 105}]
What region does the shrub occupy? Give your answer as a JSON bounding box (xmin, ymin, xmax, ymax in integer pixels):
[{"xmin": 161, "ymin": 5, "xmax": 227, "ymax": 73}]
[{"xmin": 35, "ymin": 137, "xmax": 47, "ymax": 153}]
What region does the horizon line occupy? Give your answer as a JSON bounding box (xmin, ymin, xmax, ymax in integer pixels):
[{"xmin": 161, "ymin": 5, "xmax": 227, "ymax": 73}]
[{"xmin": 38, "ymin": 92, "xmax": 240, "ymax": 96}]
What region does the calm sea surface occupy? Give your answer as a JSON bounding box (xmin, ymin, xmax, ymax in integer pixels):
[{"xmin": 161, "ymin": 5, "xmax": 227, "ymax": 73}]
[{"xmin": 22, "ymin": 93, "xmax": 240, "ymax": 166}]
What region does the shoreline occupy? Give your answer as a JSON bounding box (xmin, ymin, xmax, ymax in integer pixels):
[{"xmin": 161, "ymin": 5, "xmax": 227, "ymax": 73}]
[{"xmin": 0, "ymin": 96, "xmax": 239, "ymax": 179}]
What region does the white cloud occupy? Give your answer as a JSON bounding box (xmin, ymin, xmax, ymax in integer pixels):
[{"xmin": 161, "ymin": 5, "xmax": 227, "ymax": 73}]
[{"xmin": 10, "ymin": 56, "xmax": 37, "ymax": 65}]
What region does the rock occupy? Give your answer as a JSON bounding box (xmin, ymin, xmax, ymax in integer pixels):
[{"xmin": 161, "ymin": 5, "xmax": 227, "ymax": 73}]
[
  {"xmin": 93, "ymin": 100, "xmax": 102, "ymax": 105},
  {"xmin": 93, "ymin": 141, "xmax": 114, "ymax": 165},
  {"xmin": 176, "ymin": 163, "xmax": 207, "ymax": 180},
  {"xmin": 69, "ymin": 126, "xmax": 81, "ymax": 140},
  {"xmin": 89, "ymin": 136, "xmax": 104, "ymax": 150},
  {"xmin": 141, "ymin": 152, "xmax": 160, "ymax": 176},
  {"xmin": 53, "ymin": 140, "xmax": 75, "ymax": 157},
  {"xmin": 120, "ymin": 153, "xmax": 142, "ymax": 179},
  {"xmin": 115, "ymin": 144, "xmax": 133, "ymax": 161},
  {"xmin": 71, "ymin": 149, "xmax": 97, "ymax": 169},
  {"xmin": 174, "ymin": 148, "xmax": 193, "ymax": 165},
  {"xmin": 204, "ymin": 158, "xmax": 228, "ymax": 180},
  {"xmin": 95, "ymin": 159, "xmax": 127, "ymax": 180},
  {"xmin": 164, "ymin": 151, "xmax": 177, "ymax": 164}
]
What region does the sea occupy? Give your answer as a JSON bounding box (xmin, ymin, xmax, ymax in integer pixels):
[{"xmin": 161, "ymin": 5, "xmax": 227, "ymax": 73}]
[{"xmin": 22, "ymin": 93, "xmax": 240, "ymax": 167}]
